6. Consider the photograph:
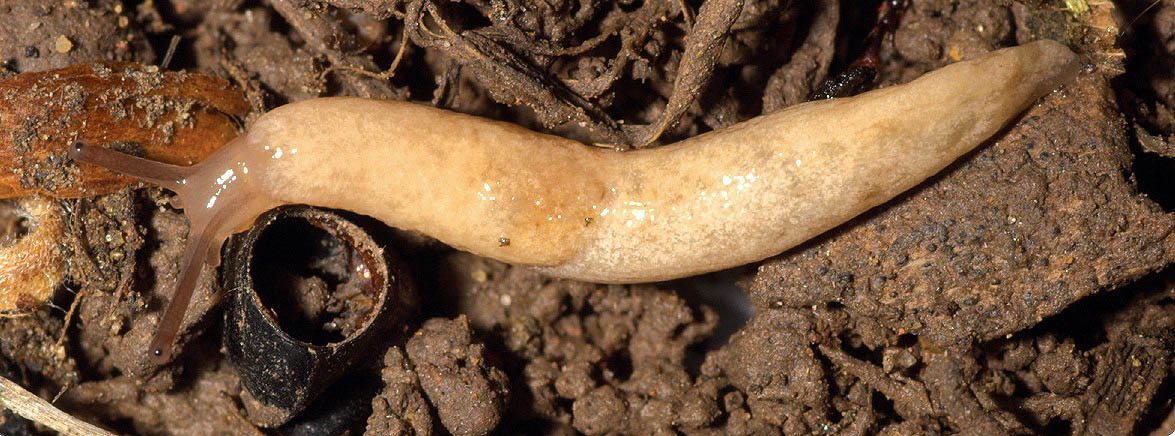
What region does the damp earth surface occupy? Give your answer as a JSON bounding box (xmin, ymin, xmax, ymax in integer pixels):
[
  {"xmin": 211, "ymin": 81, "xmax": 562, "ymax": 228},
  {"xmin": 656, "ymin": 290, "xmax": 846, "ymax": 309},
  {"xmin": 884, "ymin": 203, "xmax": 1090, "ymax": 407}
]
[{"xmin": 0, "ymin": 1, "xmax": 1172, "ymax": 435}]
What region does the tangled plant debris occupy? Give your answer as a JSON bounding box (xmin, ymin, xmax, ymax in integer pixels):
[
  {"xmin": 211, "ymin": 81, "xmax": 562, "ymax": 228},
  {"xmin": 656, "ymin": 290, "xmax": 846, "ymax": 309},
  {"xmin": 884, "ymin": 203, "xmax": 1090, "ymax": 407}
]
[{"xmin": 0, "ymin": 0, "xmax": 1171, "ymax": 435}]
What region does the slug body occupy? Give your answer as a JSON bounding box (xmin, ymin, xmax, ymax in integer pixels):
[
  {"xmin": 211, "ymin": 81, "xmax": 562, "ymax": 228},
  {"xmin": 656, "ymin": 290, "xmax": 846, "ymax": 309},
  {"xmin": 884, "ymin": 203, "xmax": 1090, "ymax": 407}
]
[{"xmin": 72, "ymin": 41, "xmax": 1079, "ymax": 360}]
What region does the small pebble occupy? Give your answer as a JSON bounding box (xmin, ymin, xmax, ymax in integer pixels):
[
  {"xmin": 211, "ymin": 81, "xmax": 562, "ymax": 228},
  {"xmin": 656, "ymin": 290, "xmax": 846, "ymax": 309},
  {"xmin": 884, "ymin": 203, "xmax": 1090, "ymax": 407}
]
[{"xmin": 54, "ymin": 36, "xmax": 73, "ymax": 54}]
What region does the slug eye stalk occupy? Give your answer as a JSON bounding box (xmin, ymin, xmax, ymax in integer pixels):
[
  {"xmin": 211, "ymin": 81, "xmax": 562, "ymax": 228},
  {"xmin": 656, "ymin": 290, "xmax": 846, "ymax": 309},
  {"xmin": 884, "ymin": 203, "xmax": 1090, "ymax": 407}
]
[
  {"xmin": 69, "ymin": 143, "xmax": 190, "ymax": 190},
  {"xmin": 69, "ymin": 143, "xmax": 205, "ymax": 361}
]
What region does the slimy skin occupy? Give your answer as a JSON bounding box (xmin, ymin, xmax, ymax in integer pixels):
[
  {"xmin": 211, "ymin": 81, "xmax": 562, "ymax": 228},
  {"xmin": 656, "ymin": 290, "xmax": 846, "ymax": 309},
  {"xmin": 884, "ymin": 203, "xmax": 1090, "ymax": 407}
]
[{"xmin": 70, "ymin": 40, "xmax": 1079, "ymax": 361}]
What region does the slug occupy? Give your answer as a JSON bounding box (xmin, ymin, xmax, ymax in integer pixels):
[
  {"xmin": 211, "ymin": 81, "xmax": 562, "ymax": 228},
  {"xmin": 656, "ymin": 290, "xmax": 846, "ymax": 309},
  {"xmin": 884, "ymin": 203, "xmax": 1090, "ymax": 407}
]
[{"xmin": 70, "ymin": 40, "xmax": 1079, "ymax": 361}]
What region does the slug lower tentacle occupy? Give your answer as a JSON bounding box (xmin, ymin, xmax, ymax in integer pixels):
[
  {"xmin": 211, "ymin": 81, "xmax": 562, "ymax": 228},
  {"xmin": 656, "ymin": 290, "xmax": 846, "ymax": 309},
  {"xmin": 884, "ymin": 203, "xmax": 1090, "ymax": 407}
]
[{"xmin": 69, "ymin": 40, "xmax": 1080, "ymax": 362}]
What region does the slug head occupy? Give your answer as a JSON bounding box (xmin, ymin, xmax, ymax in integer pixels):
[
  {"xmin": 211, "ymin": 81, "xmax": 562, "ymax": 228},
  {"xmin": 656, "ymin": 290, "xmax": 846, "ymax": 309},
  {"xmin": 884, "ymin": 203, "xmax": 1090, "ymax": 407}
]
[{"xmin": 70, "ymin": 141, "xmax": 277, "ymax": 364}]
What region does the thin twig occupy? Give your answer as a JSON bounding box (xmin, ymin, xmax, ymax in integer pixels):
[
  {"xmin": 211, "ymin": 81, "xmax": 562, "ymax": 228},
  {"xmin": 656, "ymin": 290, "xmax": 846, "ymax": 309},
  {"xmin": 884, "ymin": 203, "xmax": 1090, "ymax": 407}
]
[
  {"xmin": 316, "ymin": 25, "xmax": 412, "ymax": 83},
  {"xmin": 388, "ymin": 25, "xmax": 410, "ymax": 77},
  {"xmin": 677, "ymin": 0, "xmax": 695, "ymax": 27},
  {"xmin": 55, "ymin": 286, "xmax": 84, "ymax": 348},
  {"xmin": 0, "ymin": 376, "xmax": 118, "ymax": 436},
  {"xmin": 160, "ymin": 35, "xmax": 181, "ymax": 70},
  {"xmin": 269, "ymin": 0, "xmax": 401, "ymax": 99}
]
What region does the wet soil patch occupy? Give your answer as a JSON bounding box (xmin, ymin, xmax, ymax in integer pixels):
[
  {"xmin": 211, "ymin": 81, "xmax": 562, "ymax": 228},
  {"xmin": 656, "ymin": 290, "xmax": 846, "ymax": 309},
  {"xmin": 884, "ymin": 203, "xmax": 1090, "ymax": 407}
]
[{"xmin": 0, "ymin": 1, "xmax": 1171, "ymax": 435}]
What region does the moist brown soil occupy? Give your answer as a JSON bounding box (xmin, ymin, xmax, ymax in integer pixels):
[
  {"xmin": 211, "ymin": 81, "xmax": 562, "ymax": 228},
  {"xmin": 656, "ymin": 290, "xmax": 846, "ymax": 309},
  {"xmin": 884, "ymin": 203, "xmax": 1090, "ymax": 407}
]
[{"xmin": 0, "ymin": 1, "xmax": 1173, "ymax": 435}]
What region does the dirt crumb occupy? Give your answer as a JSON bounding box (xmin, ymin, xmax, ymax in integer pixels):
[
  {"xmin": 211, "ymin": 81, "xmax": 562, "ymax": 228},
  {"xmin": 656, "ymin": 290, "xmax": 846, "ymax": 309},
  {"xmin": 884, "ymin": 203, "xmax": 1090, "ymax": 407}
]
[
  {"xmin": 571, "ymin": 385, "xmax": 625, "ymax": 435},
  {"xmin": 59, "ymin": 361, "xmax": 245, "ymax": 436},
  {"xmin": 366, "ymin": 347, "xmax": 434, "ymax": 436},
  {"xmin": 715, "ymin": 308, "xmax": 827, "ymax": 406},
  {"xmin": 406, "ymin": 316, "xmax": 509, "ymax": 436},
  {"xmin": 0, "ymin": 0, "xmax": 151, "ymax": 72}
]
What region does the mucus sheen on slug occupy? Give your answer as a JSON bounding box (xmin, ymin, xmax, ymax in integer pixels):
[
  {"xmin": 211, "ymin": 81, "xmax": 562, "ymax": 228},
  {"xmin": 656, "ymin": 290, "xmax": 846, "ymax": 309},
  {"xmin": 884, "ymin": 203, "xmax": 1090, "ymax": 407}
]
[{"xmin": 69, "ymin": 40, "xmax": 1080, "ymax": 361}]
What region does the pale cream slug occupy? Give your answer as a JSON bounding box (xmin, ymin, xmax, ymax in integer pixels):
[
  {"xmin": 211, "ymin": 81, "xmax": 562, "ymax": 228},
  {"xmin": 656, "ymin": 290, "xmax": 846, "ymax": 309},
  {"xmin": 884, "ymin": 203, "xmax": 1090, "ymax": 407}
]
[{"xmin": 69, "ymin": 40, "xmax": 1079, "ymax": 361}]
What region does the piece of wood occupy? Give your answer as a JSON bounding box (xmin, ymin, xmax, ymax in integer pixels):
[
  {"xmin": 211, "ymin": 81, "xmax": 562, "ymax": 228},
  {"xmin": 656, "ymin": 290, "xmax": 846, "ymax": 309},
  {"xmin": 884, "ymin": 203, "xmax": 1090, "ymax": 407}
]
[{"xmin": 0, "ymin": 376, "xmax": 118, "ymax": 436}]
